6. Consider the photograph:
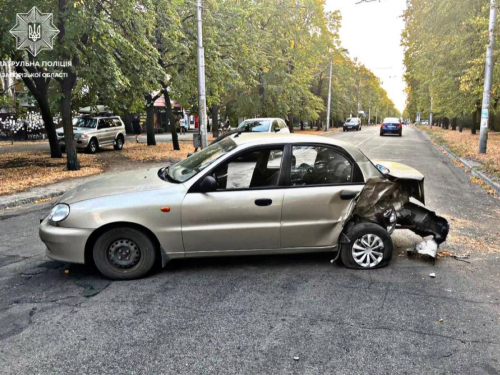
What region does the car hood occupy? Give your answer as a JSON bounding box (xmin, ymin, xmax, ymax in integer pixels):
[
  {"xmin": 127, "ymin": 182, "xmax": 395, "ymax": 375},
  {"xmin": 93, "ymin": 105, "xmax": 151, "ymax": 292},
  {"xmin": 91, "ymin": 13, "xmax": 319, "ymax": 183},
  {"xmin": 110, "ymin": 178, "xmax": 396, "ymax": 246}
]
[{"xmin": 59, "ymin": 168, "xmax": 173, "ymax": 204}]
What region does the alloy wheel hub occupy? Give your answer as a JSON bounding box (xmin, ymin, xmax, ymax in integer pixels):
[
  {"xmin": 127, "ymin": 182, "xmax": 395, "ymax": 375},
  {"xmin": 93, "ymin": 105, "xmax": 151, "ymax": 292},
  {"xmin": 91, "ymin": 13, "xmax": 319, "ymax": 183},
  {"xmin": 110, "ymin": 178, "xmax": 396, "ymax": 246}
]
[{"xmin": 352, "ymin": 234, "xmax": 384, "ymax": 268}]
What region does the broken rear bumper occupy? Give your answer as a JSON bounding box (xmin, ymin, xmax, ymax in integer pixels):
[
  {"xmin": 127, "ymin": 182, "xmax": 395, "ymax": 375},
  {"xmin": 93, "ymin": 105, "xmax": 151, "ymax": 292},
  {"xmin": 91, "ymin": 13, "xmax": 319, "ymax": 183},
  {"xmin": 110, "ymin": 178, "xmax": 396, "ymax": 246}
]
[{"xmin": 396, "ymin": 202, "xmax": 450, "ymax": 244}]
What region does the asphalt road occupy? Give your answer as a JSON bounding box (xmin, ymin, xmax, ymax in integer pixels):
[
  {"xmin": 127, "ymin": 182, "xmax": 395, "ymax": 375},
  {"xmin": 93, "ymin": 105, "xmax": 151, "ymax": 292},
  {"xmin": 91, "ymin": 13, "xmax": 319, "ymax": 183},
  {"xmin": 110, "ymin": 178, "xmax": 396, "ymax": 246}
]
[{"xmin": 1, "ymin": 125, "xmax": 500, "ymax": 374}]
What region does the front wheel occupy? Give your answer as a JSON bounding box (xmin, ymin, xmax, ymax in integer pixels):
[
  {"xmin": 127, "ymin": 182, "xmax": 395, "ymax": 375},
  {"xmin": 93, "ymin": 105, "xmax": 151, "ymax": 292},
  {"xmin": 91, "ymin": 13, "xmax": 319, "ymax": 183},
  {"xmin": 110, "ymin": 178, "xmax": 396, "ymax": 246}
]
[
  {"xmin": 87, "ymin": 138, "xmax": 98, "ymax": 154},
  {"xmin": 340, "ymin": 223, "xmax": 393, "ymax": 269},
  {"xmin": 93, "ymin": 227, "xmax": 157, "ymax": 280}
]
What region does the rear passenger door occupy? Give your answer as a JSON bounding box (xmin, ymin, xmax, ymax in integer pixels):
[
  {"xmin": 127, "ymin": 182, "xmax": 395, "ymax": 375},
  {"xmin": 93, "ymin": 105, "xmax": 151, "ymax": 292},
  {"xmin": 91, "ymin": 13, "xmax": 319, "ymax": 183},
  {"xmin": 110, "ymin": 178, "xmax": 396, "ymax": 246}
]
[{"xmin": 280, "ymin": 144, "xmax": 364, "ymax": 249}]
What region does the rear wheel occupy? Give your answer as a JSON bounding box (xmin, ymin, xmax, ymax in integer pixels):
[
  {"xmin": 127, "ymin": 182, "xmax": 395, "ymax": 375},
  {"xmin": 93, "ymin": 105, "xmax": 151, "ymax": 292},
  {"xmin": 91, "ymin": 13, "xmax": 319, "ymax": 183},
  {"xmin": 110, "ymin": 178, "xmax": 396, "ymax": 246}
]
[
  {"xmin": 399, "ymin": 132, "xmax": 402, "ymax": 137},
  {"xmin": 340, "ymin": 223, "xmax": 393, "ymax": 269},
  {"xmin": 93, "ymin": 227, "xmax": 157, "ymax": 280},
  {"xmin": 380, "ymin": 132, "xmax": 384, "ymax": 136},
  {"xmin": 87, "ymin": 138, "xmax": 98, "ymax": 154}
]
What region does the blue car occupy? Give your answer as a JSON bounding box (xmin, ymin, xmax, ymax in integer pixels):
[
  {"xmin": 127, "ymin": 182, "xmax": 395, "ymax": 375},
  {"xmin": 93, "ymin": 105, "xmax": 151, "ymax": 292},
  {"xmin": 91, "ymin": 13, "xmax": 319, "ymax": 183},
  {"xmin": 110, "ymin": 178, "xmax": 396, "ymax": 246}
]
[{"xmin": 380, "ymin": 117, "xmax": 402, "ymax": 136}]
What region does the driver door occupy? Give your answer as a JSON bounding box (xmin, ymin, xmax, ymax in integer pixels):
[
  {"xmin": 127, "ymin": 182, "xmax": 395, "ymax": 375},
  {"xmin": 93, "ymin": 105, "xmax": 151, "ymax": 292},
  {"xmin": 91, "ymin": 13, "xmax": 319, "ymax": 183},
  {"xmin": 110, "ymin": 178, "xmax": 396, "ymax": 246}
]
[{"xmin": 182, "ymin": 146, "xmax": 285, "ymax": 255}]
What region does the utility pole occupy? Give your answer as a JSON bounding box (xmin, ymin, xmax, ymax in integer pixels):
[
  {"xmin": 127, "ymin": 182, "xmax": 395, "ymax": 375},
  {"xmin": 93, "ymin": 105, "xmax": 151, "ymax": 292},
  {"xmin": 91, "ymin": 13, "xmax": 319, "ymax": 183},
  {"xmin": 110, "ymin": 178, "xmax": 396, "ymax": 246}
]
[
  {"xmin": 196, "ymin": 0, "xmax": 208, "ymax": 149},
  {"xmin": 479, "ymin": 0, "xmax": 497, "ymax": 153},
  {"xmin": 429, "ymin": 95, "xmax": 433, "ymax": 128},
  {"xmin": 325, "ymin": 58, "xmax": 332, "ymax": 131},
  {"xmin": 368, "ymin": 108, "xmax": 371, "ymax": 126}
]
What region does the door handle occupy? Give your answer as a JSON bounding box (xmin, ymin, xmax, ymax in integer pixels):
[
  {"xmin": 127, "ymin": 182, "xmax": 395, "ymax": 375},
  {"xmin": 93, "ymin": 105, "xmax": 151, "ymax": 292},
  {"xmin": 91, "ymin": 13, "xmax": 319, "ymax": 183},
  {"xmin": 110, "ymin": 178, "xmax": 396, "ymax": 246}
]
[
  {"xmin": 255, "ymin": 199, "xmax": 272, "ymax": 207},
  {"xmin": 340, "ymin": 190, "xmax": 358, "ymax": 200}
]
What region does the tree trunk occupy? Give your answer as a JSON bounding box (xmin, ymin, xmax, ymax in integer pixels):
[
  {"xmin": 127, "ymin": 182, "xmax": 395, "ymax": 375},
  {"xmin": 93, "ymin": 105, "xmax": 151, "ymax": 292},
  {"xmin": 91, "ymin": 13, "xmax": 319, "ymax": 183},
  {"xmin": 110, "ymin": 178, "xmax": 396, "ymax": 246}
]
[
  {"xmin": 146, "ymin": 102, "xmax": 156, "ymax": 146},
  {"xmin": 39, "ymin": 97, "xmax": 61, "ymax": 158},
  {"xmin": 451, "ymin": 117, "xmax": 457, "ymax": 131},
  {"xmin": 14, "ymin": 64, "xmax": 61, "ymax": 158},
  {"xmin": 163, "ymin": 89, "xmax": 180, "ymax": 151},
  {"xmin": 287, "ymin": 113, "xmax": 294, "ymax": 133},
  {"xmin": 472, "ymin": 109, "xmax": 478, "ymax": 135},
  {"xmin": 211, "ymin": 103, "xmax": 219, "ymax": 138},
  {"xmin": 60, "ymin": 72, "xmax": 79, "ymax": 171}
]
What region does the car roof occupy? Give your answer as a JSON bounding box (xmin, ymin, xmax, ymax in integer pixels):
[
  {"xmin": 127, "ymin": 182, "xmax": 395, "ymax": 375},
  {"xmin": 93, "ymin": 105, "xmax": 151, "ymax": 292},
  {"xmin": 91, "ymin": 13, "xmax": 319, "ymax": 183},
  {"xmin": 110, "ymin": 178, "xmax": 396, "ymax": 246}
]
[{"xmin": 230, "ymin": 133, "xmax": 368, "ymax": 162}]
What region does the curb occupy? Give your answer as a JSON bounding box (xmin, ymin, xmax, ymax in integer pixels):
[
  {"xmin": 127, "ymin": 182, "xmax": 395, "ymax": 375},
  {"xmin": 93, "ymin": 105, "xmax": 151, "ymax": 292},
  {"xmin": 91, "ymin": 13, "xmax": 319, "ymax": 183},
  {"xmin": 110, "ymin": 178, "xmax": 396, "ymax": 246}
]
[
  {"xmin": 0, "ymin": 191, "xmax": 64, "ymax": 211},
  {"xmin": 419, "ymin": 128, "xmax": 500, "ymax": 196}
]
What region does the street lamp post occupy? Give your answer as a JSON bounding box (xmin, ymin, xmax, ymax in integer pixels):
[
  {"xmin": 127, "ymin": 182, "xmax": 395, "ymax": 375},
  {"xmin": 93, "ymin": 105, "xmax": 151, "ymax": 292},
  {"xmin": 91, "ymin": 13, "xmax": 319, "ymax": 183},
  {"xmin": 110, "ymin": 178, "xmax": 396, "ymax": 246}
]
[
  {"xmin": 326, "ymin": 58, "xmax": 333, "ymax": 131},
  {"xmin": 479, "ymin": 0, "xmax": 498, "ymax": 154},
  {"xmin": 196, "ymin": 0, "xmax": 208, "ymax": 149}
]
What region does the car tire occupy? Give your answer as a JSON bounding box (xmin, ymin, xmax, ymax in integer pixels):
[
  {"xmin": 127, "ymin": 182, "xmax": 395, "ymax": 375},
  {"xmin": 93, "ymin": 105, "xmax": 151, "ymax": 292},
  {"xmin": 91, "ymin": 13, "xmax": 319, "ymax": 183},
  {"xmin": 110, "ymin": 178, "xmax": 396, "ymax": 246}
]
[
  {"xmin": 93, "ymin": 227, "xmax": 157, "ymax": 280},
  {"xmin": 340, "ymin": 222, "xmax": 393, "ymax": 270},
  {"xmin": 399, "ymin": 132, "xmax": 402, "ymax": 137},
  {"xmin": 343, "ymin": 128, "xmax": 346, "ymax": 132},
  {"xmin": 114, "ymin": 135, "xmax": 124, "ymax": 150},
  {"xmin": 87, "ymin": 138, "xmax": 98, "ymax": 154},
  {"xmin": 380, "ymin": 132, "xmax": 384, "ymax": 136}
]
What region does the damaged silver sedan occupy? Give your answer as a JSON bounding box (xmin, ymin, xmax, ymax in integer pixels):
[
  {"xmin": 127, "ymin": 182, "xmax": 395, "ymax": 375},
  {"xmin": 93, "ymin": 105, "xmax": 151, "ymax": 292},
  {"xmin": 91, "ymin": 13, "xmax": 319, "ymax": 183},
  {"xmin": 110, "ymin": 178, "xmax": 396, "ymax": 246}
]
[{"xmin": 39, "ymin": 134, "xmax": 449, "ymax": 280}]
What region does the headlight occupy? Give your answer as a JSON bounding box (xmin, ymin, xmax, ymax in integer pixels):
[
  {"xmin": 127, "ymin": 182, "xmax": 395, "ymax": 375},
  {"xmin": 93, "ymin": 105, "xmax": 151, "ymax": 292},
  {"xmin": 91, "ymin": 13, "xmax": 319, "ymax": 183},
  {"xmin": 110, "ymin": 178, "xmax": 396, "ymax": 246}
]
[
  {"xmin": 49, "ymin": 204, "xmax": 70, "ymax": 222},
  {"xmin": 389, "ymin": 211, "xmax": 397, "ymax": 223},
  {"xmin": 81, "ymin": 134, "xmax": 88, "ymax": 139}
]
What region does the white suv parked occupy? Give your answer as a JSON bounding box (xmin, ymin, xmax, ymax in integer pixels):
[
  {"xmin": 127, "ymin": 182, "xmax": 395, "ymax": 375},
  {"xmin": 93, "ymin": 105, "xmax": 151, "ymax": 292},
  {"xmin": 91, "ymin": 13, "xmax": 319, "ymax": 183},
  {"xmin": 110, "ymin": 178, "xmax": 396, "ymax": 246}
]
[{"xmin": 57, "ymin": 115, "xmax": 126, "ymax": 154}]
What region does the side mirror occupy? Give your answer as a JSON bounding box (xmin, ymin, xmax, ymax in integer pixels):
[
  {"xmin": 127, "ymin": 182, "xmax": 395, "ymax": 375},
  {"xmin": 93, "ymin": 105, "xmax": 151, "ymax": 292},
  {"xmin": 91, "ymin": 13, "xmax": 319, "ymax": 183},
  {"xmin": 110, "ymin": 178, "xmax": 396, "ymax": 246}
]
[
  {"xmin": 274, "ymin": 127, "xmax": 280, "ymax": 133},
  {"xmin": 200, "ymin": 175, "xmax": 217, "ymax": 193}
]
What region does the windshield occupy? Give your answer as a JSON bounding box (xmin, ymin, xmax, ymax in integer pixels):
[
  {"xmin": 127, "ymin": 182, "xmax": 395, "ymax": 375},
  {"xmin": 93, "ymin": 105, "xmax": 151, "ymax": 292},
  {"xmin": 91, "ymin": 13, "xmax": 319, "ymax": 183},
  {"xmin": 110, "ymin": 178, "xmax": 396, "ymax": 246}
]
[
  {"xmin": 73, "ymin": 117, "xmax": 97, "ymax": 128},
  {"xmin": 237, "ymin": 119, "xmax": 271, "ymax": 132},
  {"xmin": 346, "ymin": 118, "xmax": 358, "ymax": 124},
  {"xmin": 167, "ymin": 138, "xmax": 237, "ymax": 182}
]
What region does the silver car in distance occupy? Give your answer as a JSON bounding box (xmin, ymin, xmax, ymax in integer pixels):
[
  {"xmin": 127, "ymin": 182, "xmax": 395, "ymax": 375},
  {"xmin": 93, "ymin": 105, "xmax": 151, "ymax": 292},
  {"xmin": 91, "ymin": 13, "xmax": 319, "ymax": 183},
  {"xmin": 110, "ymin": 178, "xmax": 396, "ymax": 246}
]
[{"xmin": 39, "ymin": 134, "xmax": 448, "ymax": 280}]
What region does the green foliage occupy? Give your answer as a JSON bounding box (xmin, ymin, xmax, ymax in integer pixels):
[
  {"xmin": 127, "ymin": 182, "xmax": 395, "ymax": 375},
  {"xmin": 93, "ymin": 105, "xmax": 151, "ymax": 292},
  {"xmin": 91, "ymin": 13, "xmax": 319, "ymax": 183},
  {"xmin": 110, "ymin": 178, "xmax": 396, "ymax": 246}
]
[
  {"xmin": 403, "ymin": 0, "xmax": 499, "ymax": 123},
  {"xmin": 0, "ymin": 0, "xmax": 397, "ymax": 130}
]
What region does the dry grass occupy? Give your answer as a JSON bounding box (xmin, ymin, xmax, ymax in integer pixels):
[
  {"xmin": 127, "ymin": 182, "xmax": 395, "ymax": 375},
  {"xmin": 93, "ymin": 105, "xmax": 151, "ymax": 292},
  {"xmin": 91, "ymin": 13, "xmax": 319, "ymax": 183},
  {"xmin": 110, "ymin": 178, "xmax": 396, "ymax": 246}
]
[
  {"xmin": 120, "ymin": 142, "xmax": 193, "ymax": 163},
  {"xmin": 0, "ymin": 141, "xmax": 191, "ymax": 196},
  {"xmin": 0, "ymin": 141, "xmax": 46, "ymax": 147},
  {"xmin": 0, "ymin": 151, "xmax": 103, "ymax": 196},
  {"xmin": 421, "ymin": 126, "xmax": 500, "ymax": 180}
]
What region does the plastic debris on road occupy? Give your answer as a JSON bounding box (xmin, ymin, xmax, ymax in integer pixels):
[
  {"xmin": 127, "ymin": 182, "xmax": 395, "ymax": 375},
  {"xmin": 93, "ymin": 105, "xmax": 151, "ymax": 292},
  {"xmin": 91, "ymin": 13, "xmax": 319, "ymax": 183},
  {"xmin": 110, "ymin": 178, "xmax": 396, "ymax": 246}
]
[
  {"xmin": 429, "ymin": 273, "xmax": 436, "ymax": 278},
  {"xmin": 415, "ymin": 239, "xmax": 439, "ymax": 258}
]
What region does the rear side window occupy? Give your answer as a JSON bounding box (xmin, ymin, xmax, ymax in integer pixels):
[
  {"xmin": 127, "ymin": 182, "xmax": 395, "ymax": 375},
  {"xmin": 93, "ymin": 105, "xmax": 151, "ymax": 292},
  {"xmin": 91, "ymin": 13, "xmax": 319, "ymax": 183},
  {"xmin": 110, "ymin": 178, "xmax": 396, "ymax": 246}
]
[
  {"xmin": 290, "ymin": 146, "xmax": 353, "ymax": 186},
  {"xmin": 112, "ymin": 119, "xmax": 122, "ymax": 127}
]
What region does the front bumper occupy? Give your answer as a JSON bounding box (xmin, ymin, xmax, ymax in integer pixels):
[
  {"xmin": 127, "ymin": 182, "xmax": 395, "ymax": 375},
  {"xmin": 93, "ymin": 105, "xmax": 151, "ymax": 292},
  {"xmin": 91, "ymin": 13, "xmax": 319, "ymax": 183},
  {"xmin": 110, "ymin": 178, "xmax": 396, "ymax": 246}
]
[
  {"xmin": 39, "ymin": 218, "xmax": 92, "ymax": 264},
  {"xmin": 58, "ymin": 137, "xmax": 90, "ymax": 149}
]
